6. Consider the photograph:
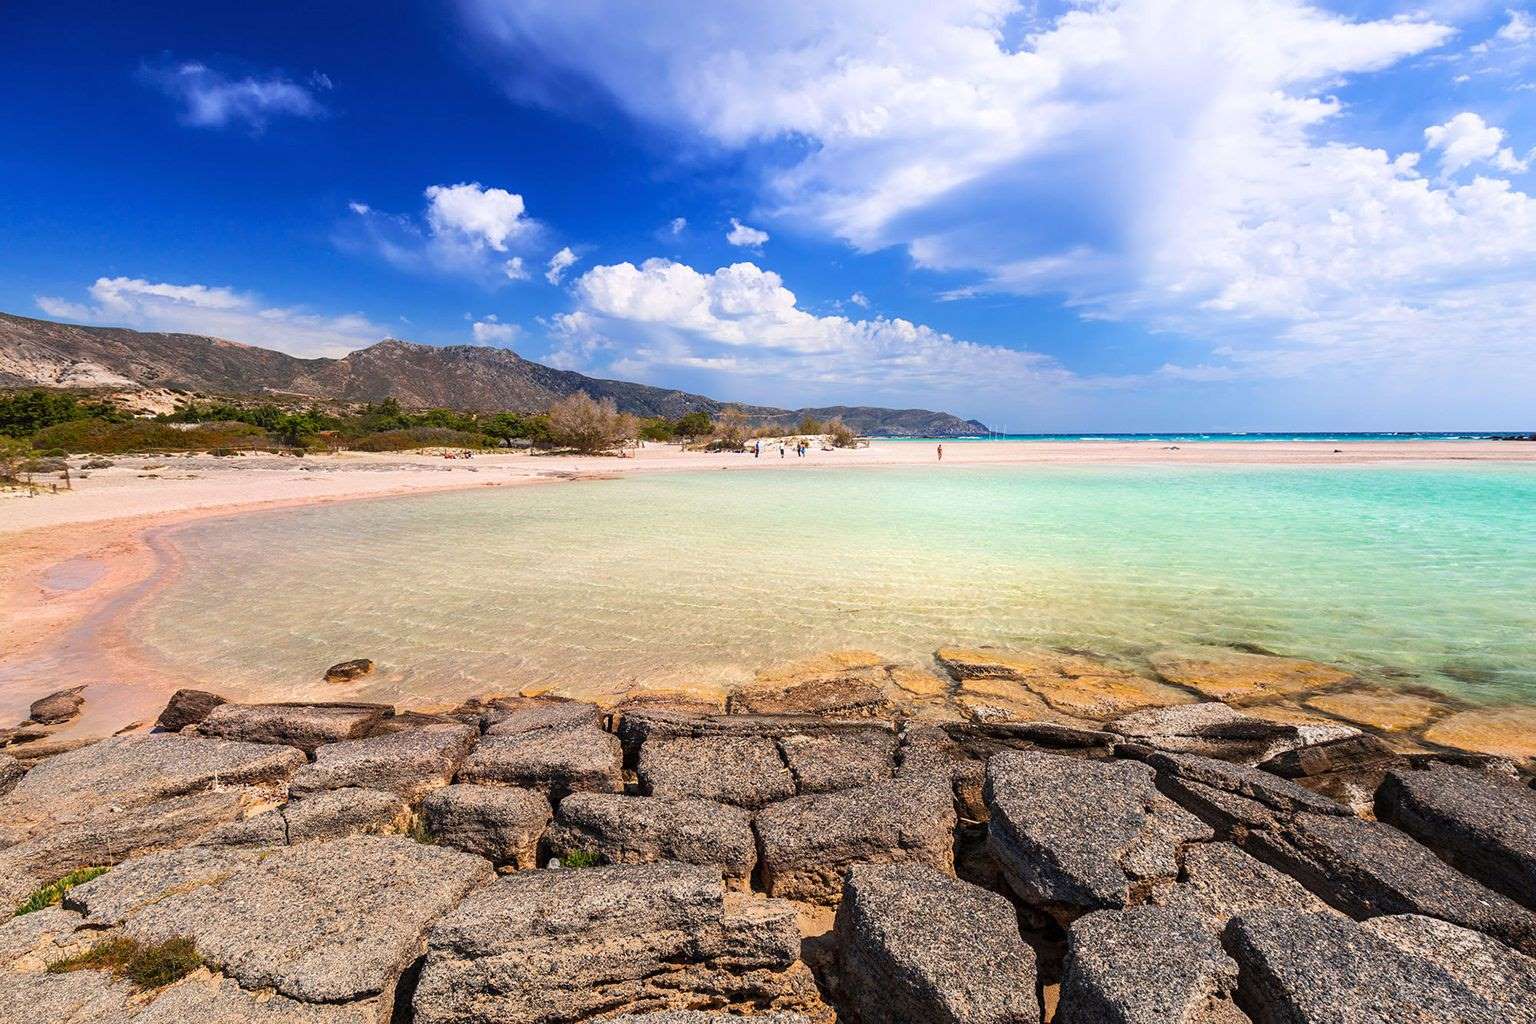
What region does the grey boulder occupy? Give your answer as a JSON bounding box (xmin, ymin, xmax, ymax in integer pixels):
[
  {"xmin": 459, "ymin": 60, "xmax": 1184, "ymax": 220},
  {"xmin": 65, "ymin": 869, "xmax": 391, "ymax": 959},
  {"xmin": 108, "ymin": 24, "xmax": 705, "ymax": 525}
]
[
  {"xmin": 152, "ymin": 688, "xmax": 228, "ymax": 732},
  {"xmin": 421, "ymin": 784, "xmax": 552, "ymax": 868},
  {"xmin": 456, "ymin": 725, "xmax": 622, "ymax": 800},
  {"xmin": 290, "ymin": 723, "xmax": 478, "ymax": 802},
  {"xmin": 1146, "ymin": 841, "xmax": 1332, "ymax": 926},
  {"xmin": 197, "ymin": 702, "xmax": 393, "ymax": 753},
  {"xmin": 202, "ymin": 787, "xmax": 412, "ymax": 847},
  {"xmin": 836, "ymin": 862, "xmax": 1039, "ymax": 1024},
  {"xmin": 1107, "ymin": 702, "xmax": 1354, "ymax": 765},
  {"xmin": 483, "ymin": 701, "xmax": 602, "ymax": 737},
  {"xmin": 638, "ymin": 735, "xmax": 795, "ymax": 808},
  {"xmin": 547, "ymin": 792, "xmax": 756, "ymax": 886},
  {"xmin": 27, "ymin": 686, "xmax": 87, "ymax": 726},
  {"xmin": 778, "ymin": 732, "xmax": 896, "ymax": 794},
  {"xmin": 1059, "ymin": 906, "xmax": 1242, "ymax": 1024}
]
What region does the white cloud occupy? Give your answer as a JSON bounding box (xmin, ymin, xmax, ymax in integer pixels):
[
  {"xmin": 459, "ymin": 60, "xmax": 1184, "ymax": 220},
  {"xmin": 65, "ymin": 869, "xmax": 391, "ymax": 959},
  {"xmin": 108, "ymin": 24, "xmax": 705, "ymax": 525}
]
[
  {"xmin": 1424, "ymin": 112, "xmax": 1530, "ymax": 175},
  {"xmin": 546, "ymin": 246, "xmax": 579, "ymax": 284},
  {"xmin": 669, "ymin": 217, "xmax": 688, "ymax": 235},
  {"xmin": 471, "ymin": 316, "xmax": 520, "ymax": 344},
  {"xmin": 553, "ymin": 257, "xmax": 1067, "ymax": 402},
  {"xmin": 141, "ymin": 61, "xmax": 328, "ymax": 131},
  {"xmin": 36, "ymin": 277, "xmax": 387, "ymax": 358},
  {"xmin": 1496, "ymin": 9, "xmax": 1535, "ymax": 43},
  {"xmin": 459, "ymin": 0, "xmax": 1536, "ymax": 391},
  {"xmin": 339, "ymin": 182, "xmax": 543, "ymax": 283},
  {"xmin": 726, "ymin": 218, "xmax": 769, "ymax": 247},
  {"xmin": 849, "ymin": 291, "xmax": 871, "ymax": 308}
]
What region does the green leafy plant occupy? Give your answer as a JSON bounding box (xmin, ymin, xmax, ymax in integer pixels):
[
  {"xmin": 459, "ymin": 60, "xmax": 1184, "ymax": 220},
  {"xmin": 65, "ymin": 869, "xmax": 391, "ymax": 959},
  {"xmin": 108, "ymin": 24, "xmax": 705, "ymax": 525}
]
[
  {"xmin": 48, "ymin": 936, "xmax": 201, "ymax": 990},
  {"xmin": 561, "ymin": 849, "xmax": 602, "ymax": 868},
  {"xmin": 15, "ymin": 866, "xmax": 109, "ymax": 916}
]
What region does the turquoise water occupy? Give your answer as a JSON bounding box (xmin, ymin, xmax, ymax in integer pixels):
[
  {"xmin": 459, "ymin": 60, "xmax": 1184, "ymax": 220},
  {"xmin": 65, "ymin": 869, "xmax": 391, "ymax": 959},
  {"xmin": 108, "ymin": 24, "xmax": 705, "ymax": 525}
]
[{"xmin": 136, "ymin": 465, "xmax": 1536, "ymax": 707}]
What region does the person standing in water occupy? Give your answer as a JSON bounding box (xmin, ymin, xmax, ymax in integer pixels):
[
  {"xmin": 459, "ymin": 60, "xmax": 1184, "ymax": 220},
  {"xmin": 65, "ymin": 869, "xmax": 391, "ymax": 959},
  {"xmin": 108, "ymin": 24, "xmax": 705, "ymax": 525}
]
[{"xmin": 937, "ymin": 444, "xmax": 943, "ymax": 461}]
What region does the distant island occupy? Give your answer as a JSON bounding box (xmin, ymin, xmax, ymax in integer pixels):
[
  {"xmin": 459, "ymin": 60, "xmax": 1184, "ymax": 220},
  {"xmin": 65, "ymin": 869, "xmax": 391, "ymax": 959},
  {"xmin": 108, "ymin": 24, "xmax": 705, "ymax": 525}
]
[{"xmin": 0, "ymin": 312, "xmax": 989, "ymax": 438}]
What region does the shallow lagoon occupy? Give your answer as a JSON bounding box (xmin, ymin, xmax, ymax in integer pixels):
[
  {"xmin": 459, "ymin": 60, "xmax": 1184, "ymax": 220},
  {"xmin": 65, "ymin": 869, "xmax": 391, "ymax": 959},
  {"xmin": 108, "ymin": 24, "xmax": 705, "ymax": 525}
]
[{"xmin": 137, "ymin": 465, "xmax": 1536, "ymax": 706}]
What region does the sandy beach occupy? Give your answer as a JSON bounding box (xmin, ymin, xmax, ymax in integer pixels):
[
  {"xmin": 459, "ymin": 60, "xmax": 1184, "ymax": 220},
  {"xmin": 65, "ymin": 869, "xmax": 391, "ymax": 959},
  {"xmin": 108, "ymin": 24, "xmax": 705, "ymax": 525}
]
[{"xmin": 3, "ymin": 439, "xmax": 1534, "ymax": 735}]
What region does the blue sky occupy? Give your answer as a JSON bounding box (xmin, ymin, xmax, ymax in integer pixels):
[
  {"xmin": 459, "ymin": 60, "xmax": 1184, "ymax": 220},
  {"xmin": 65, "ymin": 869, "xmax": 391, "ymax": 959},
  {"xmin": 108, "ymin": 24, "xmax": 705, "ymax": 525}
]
[{"xmin": 3, "ymin": 0, "xmax": 1534, "ymax": 430}]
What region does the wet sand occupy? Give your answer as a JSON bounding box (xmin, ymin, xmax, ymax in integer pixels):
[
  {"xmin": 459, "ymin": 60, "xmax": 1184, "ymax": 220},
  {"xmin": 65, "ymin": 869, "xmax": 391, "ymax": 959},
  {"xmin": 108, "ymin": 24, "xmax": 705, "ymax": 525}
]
[{"xmin": 2, "ymin": 440, "xmax": 1533, "ymax": 735}]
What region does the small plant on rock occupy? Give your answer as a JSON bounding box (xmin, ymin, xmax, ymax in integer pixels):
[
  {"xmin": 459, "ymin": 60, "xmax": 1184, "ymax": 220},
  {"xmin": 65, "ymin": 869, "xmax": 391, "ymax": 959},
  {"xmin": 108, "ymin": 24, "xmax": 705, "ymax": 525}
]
[
  {"xmin": 15, "ymin": 866, "xmax": 109, "ymax": 916},
  {"xmin": 48, "ymin": 936, "xmax": 202, "ymax": 990},
  {"xmin": 561, "ymin": 849, "xmax": 602, "ymax": 868}
]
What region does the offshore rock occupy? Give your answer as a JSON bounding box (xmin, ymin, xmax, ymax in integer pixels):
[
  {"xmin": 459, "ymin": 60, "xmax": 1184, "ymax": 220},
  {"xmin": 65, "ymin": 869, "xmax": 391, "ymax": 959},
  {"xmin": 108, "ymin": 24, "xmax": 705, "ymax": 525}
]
[
  {"xmin": 638, "ymin": 735, "xmax": 795, "ymax": 808},
  {"xmin": 1226, "ymin": 910, "xmax": 1514, "ymax": 1023},
  {"xmin": 421, "ymin": 784, "xmax": 552, "ymax": 868},
  {"xmin": 123, "ymin": 835, "xmax": 491, "ymax": 1004},
  {"xmin": 197, "ymin": 701, "xmax": 393, "ymax": 753},
  {"xmin": 411, "ymin": 861, "xmax": 828, "ymax": 1024},
  {"xmin": 755, "ymin": 777, "xmax": 957, "ymax": 905},
  {"xmin": 456, "ymin": 725, "xmax": 622, "ymax": 800},
  {"xmin": 836, "ymin": 862, "xmax": 1040, "ymax": 1024},
  {"xmin": 548, "ymin": 792, "xmax": 757, "ymax": 887},
  {"xmin": 1376, "ymin": 761, "xmax": 1536, "ymax": 909},
  {"xmin": 1059, "ymin": 906, "xmax": 1244, "ymax": 1024},
  {"xmin": 27, "ymin": 686, "xmax": 86, "ymax": 726},
  {"xmin": 323, "ymin": 658, "xmax": 374, "ymax": 684},
  {"xmin": 290, "ymin": 723, "xmax": 478, "ymax": 802},
  {"xmin": 985, "ymin": 751, "xmax": 1211, "ymax": 917},
  {"xmin": 152, "ymin": 688, "xmax": 227, "ymax": 732}
]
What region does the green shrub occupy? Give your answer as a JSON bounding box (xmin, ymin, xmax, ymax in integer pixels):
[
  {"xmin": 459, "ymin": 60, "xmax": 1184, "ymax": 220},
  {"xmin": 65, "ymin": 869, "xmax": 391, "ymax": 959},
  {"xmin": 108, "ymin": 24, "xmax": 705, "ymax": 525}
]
[
  {"xmin": 30, "ymin": 418, "xmax": 268, "ymax": 454},
  {"xmin": 48, "ymin": 936, "xmax": 201, "ymax": 990},
  {"xmin": 347, "ymin": 427, "xmax": 488, "ymax": 452},
  {"xmin": 561, "ymin": 849, "xmax": 602, "ymax": 869},
  {"xmin": 15, "ymin": 866, "xmax": 109, "ymax": 916}
]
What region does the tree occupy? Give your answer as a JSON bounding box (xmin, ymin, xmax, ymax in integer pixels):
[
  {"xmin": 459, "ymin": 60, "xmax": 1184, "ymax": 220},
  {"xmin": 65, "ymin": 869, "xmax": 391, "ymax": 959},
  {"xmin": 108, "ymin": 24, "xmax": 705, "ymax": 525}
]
[
  {"xmin": 638, "ymin": 418, "xmax": 676, "ymax": 442},
  {"xmin": 824, "ymin": 416, "xmax": 858, "ymax": 448},
  {"xmin": 675, "ymin": 411, "xmax": 713, "ymax": 440},
  {"xmin": 796, "ymin": 413, "xmax": 822, "ymax": 435},
  {"xmin": 0, "ymin": 436, "xmax": 32, "ymax": 482},
  {"xmin": 711, "ymin": 407, "xmax": 750, "ymax": 449},
  {"xmin": 545, "ymin": 392, "xmax": 639, "ymax": 454}
]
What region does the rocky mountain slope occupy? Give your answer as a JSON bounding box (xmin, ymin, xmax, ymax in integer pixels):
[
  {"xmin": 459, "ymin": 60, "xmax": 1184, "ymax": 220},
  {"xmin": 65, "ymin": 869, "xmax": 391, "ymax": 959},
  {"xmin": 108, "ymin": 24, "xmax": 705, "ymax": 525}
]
[{"xmin": 0, "ymin": 312, "xmax": 990, "ymax": 436}]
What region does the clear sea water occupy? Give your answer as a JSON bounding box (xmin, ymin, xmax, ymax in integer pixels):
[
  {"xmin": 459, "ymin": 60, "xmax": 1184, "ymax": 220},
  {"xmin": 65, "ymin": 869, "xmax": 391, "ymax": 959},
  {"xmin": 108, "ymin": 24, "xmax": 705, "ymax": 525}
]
[
  {"xmin": 135, "ymin": 465, "xmax": 1536, "ymax": 708},
  {"xmin": 891, "ymin": 431, "xmax": 1531, "ymax": 442}
]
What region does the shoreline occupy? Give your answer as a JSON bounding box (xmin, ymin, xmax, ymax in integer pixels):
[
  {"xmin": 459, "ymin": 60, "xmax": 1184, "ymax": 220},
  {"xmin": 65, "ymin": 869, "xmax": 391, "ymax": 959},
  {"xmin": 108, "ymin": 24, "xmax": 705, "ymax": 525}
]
[{"xmin": 3, "ymin": 440, "xmax": 1535, "ymax": 734}]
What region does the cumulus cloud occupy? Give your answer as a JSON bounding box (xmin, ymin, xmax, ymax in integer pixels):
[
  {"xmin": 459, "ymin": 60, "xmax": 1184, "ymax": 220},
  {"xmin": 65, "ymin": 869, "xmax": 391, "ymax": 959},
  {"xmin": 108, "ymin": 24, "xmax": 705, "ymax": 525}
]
[
  {"xmin": 141, "ymin": 60, "xmax": 328, "ymax": 131},
  {"xmin": 550, "ymin": 257, "xmax": 1068, "ymax": 404},
  {"xmin": 36, "ymin": 277, "xmax": 386, "ymax": 357},
  {"xmin": 1424, "ymin": 112, "xmax": 1530, "ymax": 175},
  {"xmin": 669, "ymin": 217, "xmax": 688, "ymax": 235},
  {"xmin": 546, "ymin": 246, "xmax": 579, "ymax": 284},
  {"xmin": 471, "ymin": 316, "xmax": 520, "ymax": 344},
  {"xmin": 338, "ymin": 182, "xmax": 543, "ymax": 283},
  {"xmin": 726, "ymin": 218, "xmax": 769, "ymax": 247},
  {"xmin": 1496, "ymin": 9, "xmax": 1534, "ymax": 44},
  {"xmin": 849, "ymin": 291, "xmax": 871, "ymax": 308},
  {"xmin": 457, "ymin": 0, "xmax": 1536, "ymax": 392}
]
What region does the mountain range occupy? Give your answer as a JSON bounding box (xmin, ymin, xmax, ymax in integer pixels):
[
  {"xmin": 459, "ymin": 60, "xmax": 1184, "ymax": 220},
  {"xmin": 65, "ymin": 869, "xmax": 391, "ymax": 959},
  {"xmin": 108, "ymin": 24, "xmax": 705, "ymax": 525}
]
[{"xmin": 0, "ymin": 312, "xmax": 989, "ymax": 437}]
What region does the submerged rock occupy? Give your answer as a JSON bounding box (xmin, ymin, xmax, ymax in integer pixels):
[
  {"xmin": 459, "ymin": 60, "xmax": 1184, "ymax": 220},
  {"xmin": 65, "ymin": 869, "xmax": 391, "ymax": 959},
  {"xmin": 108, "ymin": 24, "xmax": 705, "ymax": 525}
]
[
  {"xmin": 836, "ymin": 863, "xmax": 1040, "ymax": 1024},
  {"xmin": 1377, "ymin": 761, "xmax": 1536, "ymax": 909},
  {"xmin": 755, "ymin": 777, "xmax": 957, "ymax": 904},
  {"xmin": 323, "ymin": 658, "xmax": 374, "ymax": 684},
  {"xmin": 939, "ymin": 647, "xmax": 1193, "ymax": 720},
  {"xmin": 197, "ymin": 702, "xmax": 393, "ymax": 753},
  {"xmin": 1304, "ymin": 688, "xmax": 1449, "ymax": 732},
  {"xmin": 421, "ymin": 784, "xmax": 552, "ymax": 868},
  {"xmin": 27, "ymin": 687, "xmax": 86, "ymax": 727},
  {"xmin": 411, "ymin": 862, "xmax": 828, "ymax": 1024},
  {"xmin": 548, "ymin": 792, "xmax": 757, "ymax": 886},
  {"xmin": 1422, "ymin": 706, "xmax": 1536, "ymax": 760},
  {"xmin": 985, "ymin": 750, "xmax": 1211, "ymax": 917},
  {"xmin": 1059, "ymin": 906, "xmax": 1243, "ymax": 1024},
  {"xmin": 1146, "ymin": 649, "xmax": 1354, "ymax": 705}
]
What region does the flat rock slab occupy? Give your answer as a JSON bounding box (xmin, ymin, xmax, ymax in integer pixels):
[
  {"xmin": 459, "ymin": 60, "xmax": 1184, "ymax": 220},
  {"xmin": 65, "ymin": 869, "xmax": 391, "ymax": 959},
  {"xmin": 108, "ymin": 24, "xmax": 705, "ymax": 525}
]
[
  {"xmin": 616, "ymin": 709, "xmax": 895, "ymax": 748},
  {"xmin": 1421, "ymin": 706, "xmax": 1536, "ymax": 759},
  {"xmin": 291, "ymin": 724, "xmax": 478, "ymax": 802},
  {"xmin": 132, "ymin": 975, "xmax": 382, "ymax": 1022},
  {"xmin": 836, "ymin": 863, "xmax": 1040, "ymax": 1024},
  {"xmin": 985, "ymin": 751, "xmax": 1212, "ymax": 915},
  {"xmin": 123, "ymin": 834, "xmax": 492, "ymax": 1004},
  {"xmin": 28, "ymin": 686, "xmax": 86, "ymax": 726},
  {"xmin": 1361, "ymin": 915, "xmax": 1536, "ymax": 1023},
  {"xmin": 65, "ymin": 845, "xmax": 264, "ymax": 925},
  {"xmin": 1246, "ymin": 810, "xmax": 1536, "ymax": 955},
  {"xmin": 457, "ymin": 725, "xmax": 622, "ymax": 799},
  {"xmin": 638, "ymin": 735, "xmax": 794, "ymax": 808},
  {"xmin": 1147, "ymin": 649, "xmax": 1354, "ymax": 705},
  {"xmin": 1143, "ymin": 751, "xmax": 1351, "ymax": 828},
  {"xmin": 1060, "ymin": 906, "xmax": 1243, "ymax": 1024},
  {"xmin": 152, "ymin": 688, "xmax": 228, "ymax": 731},
  {"xmin": 548, "ymin": 792, "xmax": 756, "ymax": 885},
  {"xmin": 778, "ymin": 732, "xmax": 896, "ymax": 794},
  {"xmin": 938, "ymin": 647, "xmax": 1193, "ymax": 720},
  {"xmin": 412, "ymin": 861, "xmax": 825, "ymax": 1024},
  {"xmin": 483, "ymin": 701, "xmax": 602, "ymax": 737},
  {"xmin": 1304, "ymin": 689, "xmax": 1448, "ymax": 732},
  {"xmin": 1108, "ymin": 703, "xmax": 1354, "ymax": 765},
  {"xmin": 204, "ymin": 787, "xmax": 412, "ymax": 847},
  {"xmin": 198, "ymin": 702, "xmax": 393, "ymax": 753},
  {"xmin": 1377, "ymin": 762, "xmax": 1536, "ymax": 910},
  {"xmin": 755, "ymin": 777, "xmax": 956, "ymax": 905},
  {"xmin": 726, "ymin": 675, "xmax": 893, "ymax": 718},
  {"xmin": 422, "ymin": 784, "xmax": 552, "ymax": 868},
  {"xmin": 1146, "ymin": 842, "xmax": 1332, "ymax": 926},
  {"xmin": 1227, "ymin": 910, "xmax": 1513, "ymax": 1023}
]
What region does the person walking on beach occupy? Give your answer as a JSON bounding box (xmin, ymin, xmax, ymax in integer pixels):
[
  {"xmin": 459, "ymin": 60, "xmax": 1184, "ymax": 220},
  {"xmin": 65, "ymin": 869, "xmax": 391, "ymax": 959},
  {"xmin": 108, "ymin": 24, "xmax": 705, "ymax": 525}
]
[
  {"xmin": 754, "ymin": 441, "xmax": 761, "ymax": 458},
  {"xmin": 937, "ymin": 444, "xmax": 943, "ymax": 461},
  {"xmin": 779, "ymin": 442, "xmax": 786, "ymax": 458}
]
